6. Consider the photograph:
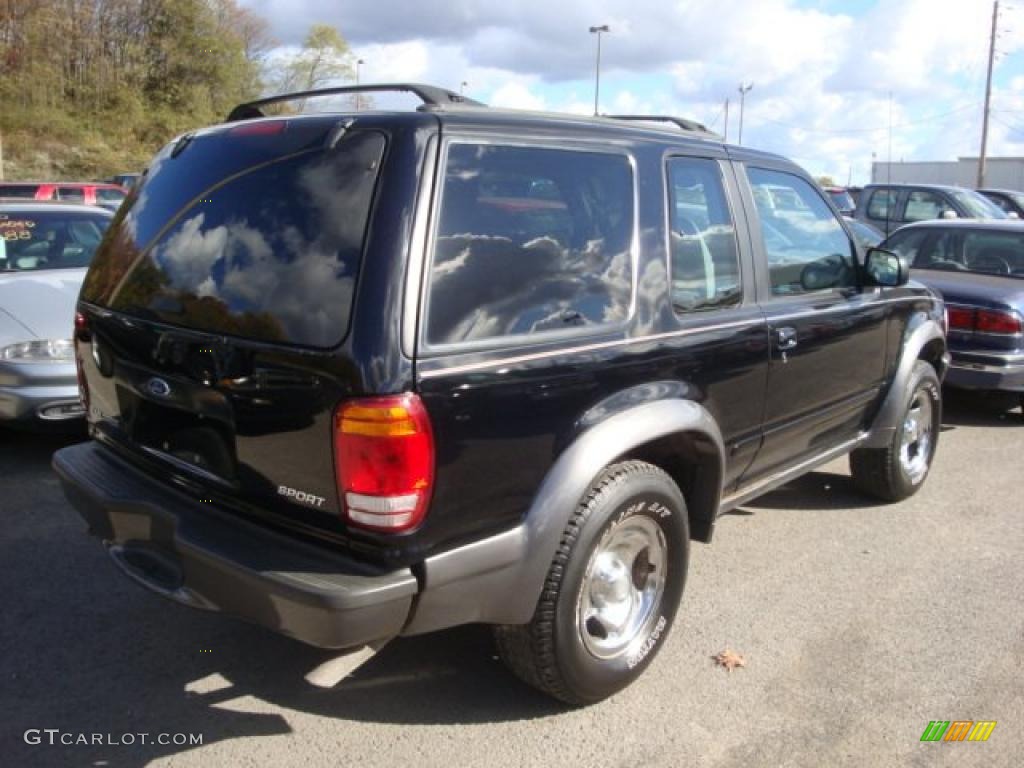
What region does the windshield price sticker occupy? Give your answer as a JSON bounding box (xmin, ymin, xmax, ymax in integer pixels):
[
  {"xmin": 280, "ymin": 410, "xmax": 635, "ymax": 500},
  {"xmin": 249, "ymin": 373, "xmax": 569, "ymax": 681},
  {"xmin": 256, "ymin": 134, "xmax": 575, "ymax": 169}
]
[{"xmin": 0, "ymin": 219, "xmax": 37, "ymax": 230}]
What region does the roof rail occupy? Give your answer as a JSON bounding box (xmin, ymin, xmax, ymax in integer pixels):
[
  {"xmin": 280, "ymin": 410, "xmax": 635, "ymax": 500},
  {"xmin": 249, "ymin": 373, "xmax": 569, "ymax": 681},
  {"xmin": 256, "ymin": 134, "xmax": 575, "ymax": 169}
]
[
  {"xmin": 226, "ymin": 83, "xmax": 486, "ymax": 122},
  {"xmin": 604, "ymin": 114, "xmax": 718, "ymax": 137}
]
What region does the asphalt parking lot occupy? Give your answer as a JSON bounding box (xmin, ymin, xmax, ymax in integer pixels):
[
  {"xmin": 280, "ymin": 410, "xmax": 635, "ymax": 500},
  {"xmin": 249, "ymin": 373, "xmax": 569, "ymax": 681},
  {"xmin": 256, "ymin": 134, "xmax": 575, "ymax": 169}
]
[{"xmin": 2, "ymin": 390, "xmax": 1022, "ymax": 768}]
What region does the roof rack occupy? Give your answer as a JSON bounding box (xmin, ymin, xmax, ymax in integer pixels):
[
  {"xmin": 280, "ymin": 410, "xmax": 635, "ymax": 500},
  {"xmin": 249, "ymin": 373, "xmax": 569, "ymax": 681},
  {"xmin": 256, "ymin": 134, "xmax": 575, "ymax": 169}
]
[
  {"xmin": 226, "ymin": 83, "xmax": 486, "ymax": 122},
  {"xmin": 604, "ymin": 114, "xmax": 718, "ymax": 137}
]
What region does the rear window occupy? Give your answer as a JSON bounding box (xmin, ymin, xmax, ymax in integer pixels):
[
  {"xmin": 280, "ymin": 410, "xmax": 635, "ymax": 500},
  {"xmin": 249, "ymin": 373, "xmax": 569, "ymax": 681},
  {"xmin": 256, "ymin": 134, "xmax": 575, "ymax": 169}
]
[
  {"xmin": 81, "ymin": 128, "xmax": 386, "ymax": 347},
  {"xmin": 0, "ymin": 209, "xmax": 111, "ymax": 271},
  {"xmin": 425, "ymin": 143, "xmax": 634, "ymax": 346}
]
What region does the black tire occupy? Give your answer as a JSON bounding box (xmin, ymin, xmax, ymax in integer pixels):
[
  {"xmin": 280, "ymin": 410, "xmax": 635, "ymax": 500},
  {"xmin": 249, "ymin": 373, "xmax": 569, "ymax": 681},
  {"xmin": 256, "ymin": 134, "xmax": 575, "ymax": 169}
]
[
  {"xmin": 850, "ymin": 360, "xmax": 941, "ymax": 502},
  {"xmin": 494, "ymin": 460, "xmax": 689, "ymax": 705}
]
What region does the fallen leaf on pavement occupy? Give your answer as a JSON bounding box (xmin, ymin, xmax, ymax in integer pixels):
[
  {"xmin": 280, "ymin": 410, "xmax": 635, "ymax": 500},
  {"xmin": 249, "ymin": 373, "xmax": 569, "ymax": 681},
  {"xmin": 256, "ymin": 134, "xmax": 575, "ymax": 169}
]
[{"xmin": 712, "ymin": 649, "xmax": 747, "ymax": 671}]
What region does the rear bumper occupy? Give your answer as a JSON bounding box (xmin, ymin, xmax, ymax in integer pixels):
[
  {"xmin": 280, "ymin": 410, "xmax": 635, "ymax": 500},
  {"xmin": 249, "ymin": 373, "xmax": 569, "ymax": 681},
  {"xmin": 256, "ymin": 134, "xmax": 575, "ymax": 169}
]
[
  {"xmin": 946, "ymin": 349, "xmax": 1024, "ymax": 393},
  {"xmin": 0, "ymin": 361, "xmax": 83, "ymax": 422},
  {"xmin": 52, "ymin": 442, "xmax": 418, "ymax": 649}
]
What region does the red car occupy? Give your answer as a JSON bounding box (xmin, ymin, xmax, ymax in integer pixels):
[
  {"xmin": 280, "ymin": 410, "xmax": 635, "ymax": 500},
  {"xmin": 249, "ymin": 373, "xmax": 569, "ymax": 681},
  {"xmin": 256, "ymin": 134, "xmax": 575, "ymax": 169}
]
[{"xmin": 0, "ymin": 181, "xmax": 127, "ymax": 209}]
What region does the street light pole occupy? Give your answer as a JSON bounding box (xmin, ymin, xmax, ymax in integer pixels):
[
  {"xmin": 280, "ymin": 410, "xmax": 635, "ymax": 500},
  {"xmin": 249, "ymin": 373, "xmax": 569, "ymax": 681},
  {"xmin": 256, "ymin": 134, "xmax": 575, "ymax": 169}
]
[
  {"xmin": 589, "ymin": 25, "xmax": 610, "ymax": 116},
  {"xmin": 460, "ymin": 80, "xmax": 468, "ymax": 96},
  {"xmin": 737, "ymin": 82, "xmax": 753, "ymax": 145},
  {"xmin": 354, "ymin": 58, "xmax": 364, "ymax": 111}
]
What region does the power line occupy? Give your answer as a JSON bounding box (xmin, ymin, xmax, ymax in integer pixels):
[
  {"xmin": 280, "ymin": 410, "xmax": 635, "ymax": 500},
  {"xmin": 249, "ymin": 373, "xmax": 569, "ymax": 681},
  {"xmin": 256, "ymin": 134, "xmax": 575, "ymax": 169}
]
[
  {"xmin": 990, "ymin": 113, "xmax": 1024, "ymax": 137},
  {"xmin": 758, "ymin": 102, "xmax": 981, "ymax": 136}
]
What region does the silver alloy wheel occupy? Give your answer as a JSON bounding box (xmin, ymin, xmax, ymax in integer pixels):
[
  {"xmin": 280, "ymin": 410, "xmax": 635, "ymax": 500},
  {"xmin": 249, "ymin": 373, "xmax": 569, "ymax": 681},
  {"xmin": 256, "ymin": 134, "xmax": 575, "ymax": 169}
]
[
  {"xmin": 900, "ymin": 389, "xmax": 934, "ymax": 484},
  {"xmin": 577, "ymin": 515, "xmax": 667, "ymax": 659}
]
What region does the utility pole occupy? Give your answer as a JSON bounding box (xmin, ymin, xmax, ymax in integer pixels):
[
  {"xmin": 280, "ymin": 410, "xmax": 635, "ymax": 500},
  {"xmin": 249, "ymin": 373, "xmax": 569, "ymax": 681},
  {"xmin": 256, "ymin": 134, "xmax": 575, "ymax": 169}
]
[
  {"xmin": 589, "ymin": 25, "xmax": 610, "ymax": 116},
  {"xmin": 723, "ymin": 98, "xmax": 730, "ymax": 142},
  {"xmin": 737, "ymin": 82, "xmax": 753, "ymax": 146},
  {"xmin": 354, "ymin": 58, "xmax": 365, "ymax": 111},
  {"xmin": 978, "ymin": 0, "xmax": 999, "ymax": 188}
]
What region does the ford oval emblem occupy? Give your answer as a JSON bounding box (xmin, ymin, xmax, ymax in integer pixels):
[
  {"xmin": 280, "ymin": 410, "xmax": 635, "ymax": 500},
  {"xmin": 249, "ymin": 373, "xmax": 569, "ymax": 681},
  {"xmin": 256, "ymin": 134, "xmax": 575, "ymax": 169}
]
[{"xmin": 146, "ymin": 377, "xmax": 171, "ymax": 398}]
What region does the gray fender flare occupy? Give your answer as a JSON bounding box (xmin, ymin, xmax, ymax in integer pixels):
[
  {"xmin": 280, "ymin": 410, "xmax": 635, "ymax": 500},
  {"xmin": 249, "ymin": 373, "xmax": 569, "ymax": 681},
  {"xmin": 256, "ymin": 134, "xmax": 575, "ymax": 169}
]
[
  {"xmin": 863, "ymin": 315, "xmax": 946, "ymax": 449},
  {"xmin": 404, "ymin": 399, "xmax": 724, "ymax": 634}
]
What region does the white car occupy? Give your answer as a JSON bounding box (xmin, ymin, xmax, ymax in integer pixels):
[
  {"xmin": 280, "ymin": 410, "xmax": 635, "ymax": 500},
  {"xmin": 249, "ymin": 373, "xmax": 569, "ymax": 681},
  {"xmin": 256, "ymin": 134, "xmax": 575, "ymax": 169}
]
[{"xmin": 0, "ymin": 202, "xmax": 113, "ymax": 425}]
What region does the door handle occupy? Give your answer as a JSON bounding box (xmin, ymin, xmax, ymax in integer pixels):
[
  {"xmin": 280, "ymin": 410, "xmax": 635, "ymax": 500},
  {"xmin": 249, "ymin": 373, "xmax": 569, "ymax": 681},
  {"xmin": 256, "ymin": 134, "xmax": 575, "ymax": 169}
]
[{"xmin": 775, "ymin": 327, "xmax": 798, "ymax": 351}]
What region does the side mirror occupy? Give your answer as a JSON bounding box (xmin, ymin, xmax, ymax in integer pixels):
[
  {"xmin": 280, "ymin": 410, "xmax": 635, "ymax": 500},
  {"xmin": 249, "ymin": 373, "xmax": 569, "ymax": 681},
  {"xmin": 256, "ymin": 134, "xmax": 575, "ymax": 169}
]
[
  {"xmin": 941, "ymin": 209, "xmax": 958, "ymax": 220},
  {"xmin": 864, "ymin": 247, "xmax": 909, "ymax": 287},
  {"xmin": 1008, "ymin": 211, "xmax": 1020, "ymax": 220}
]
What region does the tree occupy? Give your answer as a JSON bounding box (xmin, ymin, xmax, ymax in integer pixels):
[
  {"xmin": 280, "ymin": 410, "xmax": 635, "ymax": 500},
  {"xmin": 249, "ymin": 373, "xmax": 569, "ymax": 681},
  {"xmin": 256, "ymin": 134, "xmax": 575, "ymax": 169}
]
[{"xmin": 275, "ymin": 23, "xmax": 352, "ymax": 95}]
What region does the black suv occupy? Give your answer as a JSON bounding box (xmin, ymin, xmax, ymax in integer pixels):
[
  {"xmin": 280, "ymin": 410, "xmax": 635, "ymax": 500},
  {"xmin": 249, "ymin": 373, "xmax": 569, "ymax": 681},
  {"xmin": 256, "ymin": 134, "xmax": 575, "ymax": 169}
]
[{"xmin": 54, "ymin": 84, "xmax": 948, "ymax": 705}]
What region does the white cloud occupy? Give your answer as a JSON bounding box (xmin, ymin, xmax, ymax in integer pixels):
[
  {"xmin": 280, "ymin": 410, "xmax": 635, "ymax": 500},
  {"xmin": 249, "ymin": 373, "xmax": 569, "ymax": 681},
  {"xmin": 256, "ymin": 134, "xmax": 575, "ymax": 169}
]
[{"xmin": 238, "ymin": 0, "xmax": 1024, "ymax": 184}]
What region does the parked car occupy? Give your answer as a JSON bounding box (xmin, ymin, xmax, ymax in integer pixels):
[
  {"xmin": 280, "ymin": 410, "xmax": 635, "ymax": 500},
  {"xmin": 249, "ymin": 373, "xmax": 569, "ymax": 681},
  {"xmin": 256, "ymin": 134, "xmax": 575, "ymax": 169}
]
[
  {"xmin": 977, "ymin": 188, "xmax": 1024, "ymax": 218},
  {"xmin": 856, "ymin": 183, "xmax": 1008, "ymax": 236},
  {"xmin": 882, "ymin": 219, "xmax": 1024, "ymax": 412},
  {"xmin": 0, "ymin": 202, "xmax": 113, "ymax": 425},
  {"xmin": 844, "ymin": 216, "xmax": 883, "ymax": 250},
  {"xmin": 0, "ymin": 181, "xmax": 128, "ymax": 210},
  {"xmin": 52, "ymin": 83, "xmax": 948, "ymax": 705},
  {"xmin": 823, "ymin": 185, "xmax": 856, "ymax": 215}
]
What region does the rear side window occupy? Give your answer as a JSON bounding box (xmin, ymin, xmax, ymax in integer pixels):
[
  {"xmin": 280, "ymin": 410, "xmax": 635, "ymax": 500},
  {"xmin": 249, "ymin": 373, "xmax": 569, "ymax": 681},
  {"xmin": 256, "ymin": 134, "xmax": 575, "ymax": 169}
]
[
  {"xmin": 903, "ymin": 190, "xmax": 950, "ymax": 222},
  {"xmin": 95, "ymin": 188, "xmax": 126, "ymax": 204},
  {"xmin": 668, "ymin": 157, "xmax": 741, "ymax": 312},
  {"xmin": 57, "ymin": 187, "xmax": 85, "ymax": 203},
  {"xmin": 0, "ymin": 185, "xmax": 40, "ymax": 198},
  {"xmin": 425, "ymin": 143, "xmax": 634, "ymax": 346},
  {"xmin": 81, "ymin": 131, "xmax": 386, "ymax": 347},
  {"xmin": 867, "ymin": 189, "xmax": 897, "ymax": 220},
  {"xmin": 888, "ymin": 229, "xmax": 957, "ymax": 269}
]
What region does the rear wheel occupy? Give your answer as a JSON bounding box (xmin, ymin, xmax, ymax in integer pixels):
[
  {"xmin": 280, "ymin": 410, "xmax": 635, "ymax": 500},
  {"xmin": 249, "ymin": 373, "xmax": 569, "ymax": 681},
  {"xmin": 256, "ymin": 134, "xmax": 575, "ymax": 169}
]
[
  {"xmin": 495, "ymin": 461, "xmax": 689, "ymax": 705},
  {"xmin": 851, "ymin": 360, "xmax": 941, "ymax": 501}
]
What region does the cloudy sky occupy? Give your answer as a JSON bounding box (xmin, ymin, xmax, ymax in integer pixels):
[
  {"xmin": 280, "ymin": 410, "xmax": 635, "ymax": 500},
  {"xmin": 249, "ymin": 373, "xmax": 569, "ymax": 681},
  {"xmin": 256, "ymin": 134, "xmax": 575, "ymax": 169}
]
[{"xmin": 240, "ymin": 0, "xmax": 1024, "ymax": 184}]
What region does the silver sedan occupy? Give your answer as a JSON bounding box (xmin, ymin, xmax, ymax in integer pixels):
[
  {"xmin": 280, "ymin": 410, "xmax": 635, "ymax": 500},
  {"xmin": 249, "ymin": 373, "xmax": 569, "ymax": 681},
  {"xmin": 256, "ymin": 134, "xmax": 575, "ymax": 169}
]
[{"xmin": 0, "ymin": 202, "xmax": 113, "ymax": 425}]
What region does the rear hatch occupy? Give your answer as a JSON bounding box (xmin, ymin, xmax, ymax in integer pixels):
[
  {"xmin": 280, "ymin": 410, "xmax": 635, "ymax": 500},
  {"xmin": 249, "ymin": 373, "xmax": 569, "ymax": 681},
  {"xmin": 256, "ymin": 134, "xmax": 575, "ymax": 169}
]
[{"xmin": 76, "ymin": 116, "xmax": 388, "ymax": 547}]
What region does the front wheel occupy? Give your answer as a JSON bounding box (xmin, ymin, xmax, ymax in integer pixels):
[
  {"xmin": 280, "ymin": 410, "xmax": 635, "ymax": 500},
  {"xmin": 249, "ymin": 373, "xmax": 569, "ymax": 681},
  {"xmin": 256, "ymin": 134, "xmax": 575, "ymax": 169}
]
[
  {"xmin": 494, "ymin": 461, "xmax": 689, "ymax": 705},
  {"xmin": 850, "ymin": 360, "xmax": 941, "ymax": 502}
]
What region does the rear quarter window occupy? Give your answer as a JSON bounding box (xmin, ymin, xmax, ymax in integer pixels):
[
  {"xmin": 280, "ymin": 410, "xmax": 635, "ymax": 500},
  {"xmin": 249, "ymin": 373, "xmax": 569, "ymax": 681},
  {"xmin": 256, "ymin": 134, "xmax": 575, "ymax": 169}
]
[{"xmin": 425, "ymin": 143, "xmax": 634, "ymax": 347}]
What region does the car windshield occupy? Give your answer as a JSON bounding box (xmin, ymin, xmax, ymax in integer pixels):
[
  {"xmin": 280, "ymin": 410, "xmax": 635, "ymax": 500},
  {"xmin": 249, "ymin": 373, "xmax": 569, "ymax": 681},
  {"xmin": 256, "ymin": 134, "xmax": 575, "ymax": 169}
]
[
  {"xmin": 949, "ymin": 189, "xmax": 1008, "ymax": 219},
  {"xmin": 0, "ymin": 209, "xmax": 112, "ymax": 271}
]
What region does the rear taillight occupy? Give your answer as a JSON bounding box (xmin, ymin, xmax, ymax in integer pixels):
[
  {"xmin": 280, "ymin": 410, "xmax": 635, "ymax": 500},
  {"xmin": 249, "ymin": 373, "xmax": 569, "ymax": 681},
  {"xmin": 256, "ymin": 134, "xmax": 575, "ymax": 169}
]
[
  {"xmin": 73, "ymin": 312, "xmax": 90, "ymax": 410},
  {"xmin": 334, "ymin": 394, "xmax": 434, "ymax": 532},
  {"xmin": 976, "ymin": 308, "xmax": 1023, "ymax": 335},
  {"xmin": 947, "ymin": 306, "xmax": 1023, "ymax": 335},
  {"xmin": 947, "ymin": 307, "xmax": 974, "ymax": 331}
]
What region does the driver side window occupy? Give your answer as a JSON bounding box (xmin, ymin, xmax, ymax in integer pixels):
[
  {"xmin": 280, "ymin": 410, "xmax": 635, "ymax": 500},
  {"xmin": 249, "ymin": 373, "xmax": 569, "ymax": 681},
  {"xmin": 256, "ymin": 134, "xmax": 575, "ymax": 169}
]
[{"xmin": 747, "ymin": 167, "xmax": 856, "ymax": 296}]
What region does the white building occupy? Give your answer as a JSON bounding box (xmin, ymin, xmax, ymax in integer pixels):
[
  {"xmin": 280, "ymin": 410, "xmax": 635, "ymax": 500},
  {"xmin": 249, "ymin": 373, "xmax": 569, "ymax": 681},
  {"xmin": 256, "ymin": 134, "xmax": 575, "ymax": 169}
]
[{"xmin": 871, "ymin": 157, "xmax": 1024, "ymax": 190}]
